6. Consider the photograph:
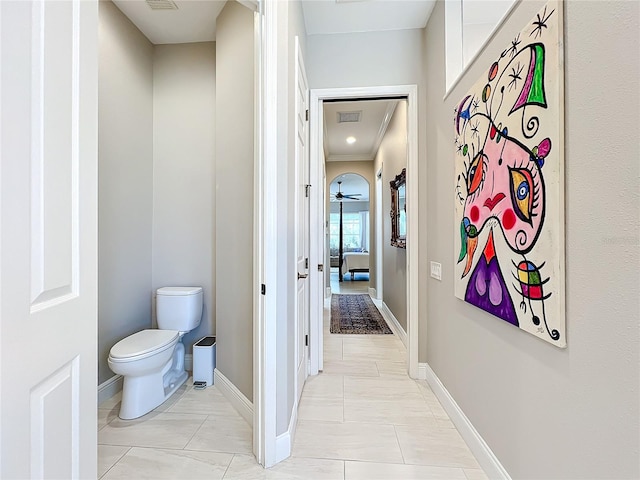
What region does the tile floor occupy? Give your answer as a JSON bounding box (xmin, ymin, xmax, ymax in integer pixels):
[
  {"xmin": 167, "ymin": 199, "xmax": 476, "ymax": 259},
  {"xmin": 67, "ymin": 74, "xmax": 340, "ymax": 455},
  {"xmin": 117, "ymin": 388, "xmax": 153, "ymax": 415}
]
[
  {"xmin": 330, "ymin": 267, "xmax": 369, "ymax": 295},
  {"xmin": 98, "ymin": 297, "xmax": 488, "ymax": 479}
]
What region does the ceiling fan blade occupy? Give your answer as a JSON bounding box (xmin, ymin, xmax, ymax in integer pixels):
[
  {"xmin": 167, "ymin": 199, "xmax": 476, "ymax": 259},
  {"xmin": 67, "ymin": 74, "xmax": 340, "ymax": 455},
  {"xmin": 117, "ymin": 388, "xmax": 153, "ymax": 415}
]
[{"xmin": 342, "ymin": 195, "xmax": 360, "ymax": 200}]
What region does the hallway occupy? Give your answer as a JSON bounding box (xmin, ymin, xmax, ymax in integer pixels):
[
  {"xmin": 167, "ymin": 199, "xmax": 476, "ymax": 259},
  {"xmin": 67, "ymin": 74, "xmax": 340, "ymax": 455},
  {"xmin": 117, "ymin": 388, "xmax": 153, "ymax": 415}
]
[
  {"xmin": 290, "ymin": 296, "xmax": 487, "ymax": 478},
  {"xmin": 98, "ymin": 296, "xmax": 487, "ymax": 479}
]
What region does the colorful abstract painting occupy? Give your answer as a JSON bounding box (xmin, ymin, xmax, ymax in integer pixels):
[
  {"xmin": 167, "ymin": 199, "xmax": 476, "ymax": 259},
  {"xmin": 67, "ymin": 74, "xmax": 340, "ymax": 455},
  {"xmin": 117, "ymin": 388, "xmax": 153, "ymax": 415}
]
[{"xmin": 454, "ymin": 1, "xmax": 565, "ymax": 347}]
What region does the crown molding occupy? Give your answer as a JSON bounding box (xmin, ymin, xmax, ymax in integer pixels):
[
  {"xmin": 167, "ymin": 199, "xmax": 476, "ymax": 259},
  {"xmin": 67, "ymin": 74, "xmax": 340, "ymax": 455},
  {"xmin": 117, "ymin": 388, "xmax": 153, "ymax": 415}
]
[
  {"xmin": 327, "ymin": 154, "xmax": 373, "ymax": 162},
  {"xmin": 370, "ymin": 100, "xmax": 398, "ymax": 159}
]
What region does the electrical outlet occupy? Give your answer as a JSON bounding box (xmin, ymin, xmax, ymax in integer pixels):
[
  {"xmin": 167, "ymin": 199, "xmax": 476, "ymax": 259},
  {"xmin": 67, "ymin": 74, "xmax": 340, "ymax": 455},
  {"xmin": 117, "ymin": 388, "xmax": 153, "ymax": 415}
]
[{"xmin": 430, "ymin": 261, "xmax": 442, "ymax": 280}]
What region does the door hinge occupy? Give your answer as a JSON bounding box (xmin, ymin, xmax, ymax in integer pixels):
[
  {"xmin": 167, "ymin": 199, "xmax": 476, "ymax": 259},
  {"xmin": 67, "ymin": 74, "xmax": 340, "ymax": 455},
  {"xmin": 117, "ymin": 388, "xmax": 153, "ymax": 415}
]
[
  {"xmin": 261, "ymin": 284, "xmax": 266, "ymax": 295},
  {"xmin": 305, "ymin": 109, "xmax": 309, "ymax": 121},
  {"xmin": 305, "ymin": 258, "xmax": 309, "ymax": 269},
  {"xmin": 305, "ymin": 334, "xmax": 309, "ymax": 346},
  {"xmin": 305, "ymin": 184, "xmax": 311, "ymax": 197},
  {"xmin": 317, "ymin": 264, "xmax": 324, "ymax": 272}
]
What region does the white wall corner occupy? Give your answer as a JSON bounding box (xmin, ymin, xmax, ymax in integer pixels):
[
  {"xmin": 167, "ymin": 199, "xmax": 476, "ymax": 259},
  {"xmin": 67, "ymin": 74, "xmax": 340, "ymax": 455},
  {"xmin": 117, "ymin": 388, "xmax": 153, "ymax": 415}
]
[
  {"xmin": 379, "ymin": 301, "xmax": 407, "ymax": 348},
  {"xmin": 325, "ymin": 287, "xmax": 331, "ymax": 298},
  {"xmin": 368, "ymin": 287, "xmax": 377, "ymax": 299},
  {"xmin": 422, "ymin": 363, "xmax": 512, "ymax": 480},
  {"xmin": 98, "ymin": 374, "xmax": 123, "ymax": 406},
  {"xmin": 275, "ymin": 398, "xmax": 298, "ymax": 463},
  {"xmin": 214, "ymin": 368, "xmax": 254, "ymax": 426}
]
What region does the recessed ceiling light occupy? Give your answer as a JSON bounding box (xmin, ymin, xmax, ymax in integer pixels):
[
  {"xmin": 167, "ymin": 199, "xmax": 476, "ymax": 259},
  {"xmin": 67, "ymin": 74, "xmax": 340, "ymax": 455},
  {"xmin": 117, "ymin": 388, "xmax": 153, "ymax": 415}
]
[{"xmin": 346, "ymin": 136, "xmax": 356, "ymax": 144}]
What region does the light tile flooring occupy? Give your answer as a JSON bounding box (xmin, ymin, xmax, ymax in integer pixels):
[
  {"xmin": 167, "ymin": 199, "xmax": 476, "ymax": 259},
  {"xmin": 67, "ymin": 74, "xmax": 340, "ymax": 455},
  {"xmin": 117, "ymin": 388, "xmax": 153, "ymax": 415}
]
[
  {"xmin": 98, "ymin": 297, "xmax": 487, "ymax": 479},
  {"xmin": 330, "ymin": 267, "xmax": 369, "ymax": 294}
]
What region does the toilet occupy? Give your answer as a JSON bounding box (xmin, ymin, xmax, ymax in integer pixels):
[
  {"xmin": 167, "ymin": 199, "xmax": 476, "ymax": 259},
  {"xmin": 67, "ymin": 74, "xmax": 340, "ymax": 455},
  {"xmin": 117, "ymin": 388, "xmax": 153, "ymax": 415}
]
[{"xmin": 108, "ymin": 286, "xmax": 203, "ymax": 419}]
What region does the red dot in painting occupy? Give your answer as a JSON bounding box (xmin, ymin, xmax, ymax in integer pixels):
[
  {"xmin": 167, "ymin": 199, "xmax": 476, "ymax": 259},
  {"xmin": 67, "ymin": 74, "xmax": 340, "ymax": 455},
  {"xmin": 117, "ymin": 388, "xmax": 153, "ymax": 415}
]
[
  {"xmin": 502, "ymin": 209, "xmax": 516, "ymax": 230},
  {"xmin": 489, "ymin": 124, "xmax": 497, "ymax": 140},
  {"xmin": 489, "ymin": 62, "xmax": 499, "ymax": 81},
  {"xmin": 470, "ymin": 206, "xmax": 480, "ymax": 223}
]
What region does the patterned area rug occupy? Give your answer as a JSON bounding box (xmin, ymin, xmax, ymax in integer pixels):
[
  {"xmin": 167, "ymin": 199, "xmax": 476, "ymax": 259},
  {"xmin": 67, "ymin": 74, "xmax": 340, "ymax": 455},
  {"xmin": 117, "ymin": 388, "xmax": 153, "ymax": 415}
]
[{"xmin": 330, "ymin": 294, "xmax": 392, "ymax": 334}]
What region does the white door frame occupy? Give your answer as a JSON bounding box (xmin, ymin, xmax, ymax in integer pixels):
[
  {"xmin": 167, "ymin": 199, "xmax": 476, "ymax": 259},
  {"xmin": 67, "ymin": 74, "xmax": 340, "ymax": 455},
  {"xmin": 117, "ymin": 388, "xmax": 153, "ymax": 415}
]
[
  {"xmin": 254, "ymin": 0, "xmax": 276, "ymax": 467},
  {"xmin": 309, "ymin": 85, "xmax": 419, "ymax": 378},
  {"xmin": 375, "ymin": 165, "xmax": 384, "ymax": 301}
]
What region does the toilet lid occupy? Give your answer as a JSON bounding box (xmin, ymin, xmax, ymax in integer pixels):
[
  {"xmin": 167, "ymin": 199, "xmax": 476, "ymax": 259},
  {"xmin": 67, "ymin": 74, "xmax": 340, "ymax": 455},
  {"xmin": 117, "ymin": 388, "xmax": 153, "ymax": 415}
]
[
  {"xmin": 157, "ymin": 286, "xmax": 202, "ymax": 296},
  {"xmin": 110, "ymin": 330, "xmax": 179, "ymax": 360}
]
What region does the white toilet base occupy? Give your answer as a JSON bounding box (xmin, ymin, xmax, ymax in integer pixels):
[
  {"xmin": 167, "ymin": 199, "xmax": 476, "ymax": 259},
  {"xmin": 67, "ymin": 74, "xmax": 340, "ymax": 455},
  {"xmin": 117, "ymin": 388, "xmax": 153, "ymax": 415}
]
[{"xmin": 118, "ymin": 343, "xmax": 188, "ymax": 420}]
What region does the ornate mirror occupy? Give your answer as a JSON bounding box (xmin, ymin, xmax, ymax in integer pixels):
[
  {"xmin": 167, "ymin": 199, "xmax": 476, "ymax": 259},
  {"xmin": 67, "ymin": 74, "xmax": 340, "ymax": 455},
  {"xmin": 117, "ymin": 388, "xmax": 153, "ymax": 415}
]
[{"xmin": 390, "ymin": 168, "xmax": 406, "ymax": 248}]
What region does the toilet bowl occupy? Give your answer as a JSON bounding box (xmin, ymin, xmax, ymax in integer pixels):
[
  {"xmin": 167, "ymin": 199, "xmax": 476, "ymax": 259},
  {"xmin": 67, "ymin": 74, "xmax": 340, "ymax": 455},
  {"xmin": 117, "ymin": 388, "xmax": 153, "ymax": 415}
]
[
  {"xmin": 108, "ymin": 286, "xmax": 203, "ymax": 419},
  {"xmin": 108, "ymin": 329, "xmax": 186, "ymax": 419}
]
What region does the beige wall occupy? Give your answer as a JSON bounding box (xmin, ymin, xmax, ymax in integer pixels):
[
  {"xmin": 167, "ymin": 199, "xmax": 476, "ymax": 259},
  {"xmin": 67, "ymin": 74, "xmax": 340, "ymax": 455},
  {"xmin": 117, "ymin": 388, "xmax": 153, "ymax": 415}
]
[
  {"xmin": 374, "ymin": 100, "xmax": 407, "ymax": 330},
  {"xmin": 99, "ymin": 3, "xmax": 216, "ymax": 384},
  {"xmin": 98, "ymin": 0, "xmax": 154, "ymax": 385},
  {"xmin": 152, "ymin": 42, "xmax": 216, "ymax": 353},
  {"xmin": 307, "ymin": 29, "xmax": 423, "ymax": 89},
  {"xmin": 422, "ymin": 1, "xmax": 639, "ymax": 478},
  {"xmin": 215, "ymin": 0, "xmax": 254, "ymax": 401}
]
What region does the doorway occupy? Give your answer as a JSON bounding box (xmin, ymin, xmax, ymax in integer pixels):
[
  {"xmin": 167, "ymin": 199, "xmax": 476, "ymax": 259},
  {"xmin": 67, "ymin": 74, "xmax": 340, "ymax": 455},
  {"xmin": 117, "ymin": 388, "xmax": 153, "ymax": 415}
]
[
  {"xmin": 328, "ymin": 173, "xmax": 371, "ymax": 295},
  {"xmin": 309, "ymin": 86, "xmax": 420, "ymax": 379}
]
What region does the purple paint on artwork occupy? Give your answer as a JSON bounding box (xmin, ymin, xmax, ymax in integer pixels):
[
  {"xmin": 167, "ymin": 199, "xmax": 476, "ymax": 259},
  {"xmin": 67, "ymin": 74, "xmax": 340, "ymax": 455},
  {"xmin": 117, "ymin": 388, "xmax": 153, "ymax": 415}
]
[
  {"xmin": 537, "ymin": 137, "xmax": 551, "ymax": 157},
  {"xmin": 465, "ymin": 253, "xmax": 519, "ymax": 326},
  {"xmin": 511, "ymin": 52, "xmax": 537, "ymax": 112},
  {"xmin": 488, "ymin": 271, "xmax": 503, "ymax": 306}
]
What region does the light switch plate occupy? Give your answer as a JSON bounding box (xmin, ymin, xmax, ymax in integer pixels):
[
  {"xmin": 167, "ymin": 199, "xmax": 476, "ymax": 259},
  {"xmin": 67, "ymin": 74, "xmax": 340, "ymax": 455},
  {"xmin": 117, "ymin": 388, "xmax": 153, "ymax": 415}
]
[{"xmin": 430, "ymin": 261, "xmax": 442, "ymax": 280}]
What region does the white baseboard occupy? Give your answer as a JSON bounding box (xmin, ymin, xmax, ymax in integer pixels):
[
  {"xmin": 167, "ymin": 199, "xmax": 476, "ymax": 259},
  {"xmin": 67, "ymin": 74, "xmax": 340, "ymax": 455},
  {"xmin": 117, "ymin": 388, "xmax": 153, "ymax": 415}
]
[
  {"xmin": 417, "ymin": 362, "xmax": 428, "ymax": 380},
  {"xmin": 214, "ymin": 368, "xmax": 253, "ymax": 426},
  {"xmin": 368, "ymin": 287, "xmax": 377, "ymax": 298},
  {"xmin": 379, "ymin": 301, "xmax": 407, "ymax": 348},
  {"xmin": 421, "ymin": 363, "xmax": 511, "ymax": 480},
  {"xmin": 98, "ymin": 375, "xmax": 122, "ymax": 406},
  {"xmin": 275, "ymin": 398, "xmax": 298, "ymax": 463},
  {"xmin": 185, "ymin": 353, "xmax": 193, "ymax": 372},
  {"xmin": 325, "ymin": 286, "xmax": 331, "ymax": 298}
]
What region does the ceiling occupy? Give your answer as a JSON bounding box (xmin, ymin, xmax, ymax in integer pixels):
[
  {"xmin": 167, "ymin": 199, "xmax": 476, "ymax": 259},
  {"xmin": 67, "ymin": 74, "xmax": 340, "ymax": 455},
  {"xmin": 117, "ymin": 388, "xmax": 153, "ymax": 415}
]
[
  {"xmin": 112, "ymin": 0, "xmax": 435, "ymax": 45},
  {"xmin": 301, "ymin": 0, "xmax": 435, "ymax": 36},
  {"xmin": 112, "ymin": 0, "xmax": 227, "ymax": 45},
  {"xmin": 323, "ymin": 100, "xmax": 397, "ymax": 162}
]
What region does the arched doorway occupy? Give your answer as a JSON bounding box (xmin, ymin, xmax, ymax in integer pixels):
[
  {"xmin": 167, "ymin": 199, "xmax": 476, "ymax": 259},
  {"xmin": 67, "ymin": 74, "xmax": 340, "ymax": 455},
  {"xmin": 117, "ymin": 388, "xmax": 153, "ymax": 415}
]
[{"xmin": 328, "ymin": 173, "xmax": 370, "ymax": 293}]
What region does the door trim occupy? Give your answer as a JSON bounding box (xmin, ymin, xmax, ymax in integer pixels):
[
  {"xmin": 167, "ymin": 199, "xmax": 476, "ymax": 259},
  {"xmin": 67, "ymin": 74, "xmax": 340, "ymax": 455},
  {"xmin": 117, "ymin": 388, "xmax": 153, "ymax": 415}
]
[
  {"xmin": 309, "ymin": 85, "xmax": 420, "ymax": 378},
  {"xmin": 375, "ymin": 165, "xmax": 384, "ymax": 301},
  {"xmin": 254, "ymin": 0, "xmax": 276, "ymax": 468}
]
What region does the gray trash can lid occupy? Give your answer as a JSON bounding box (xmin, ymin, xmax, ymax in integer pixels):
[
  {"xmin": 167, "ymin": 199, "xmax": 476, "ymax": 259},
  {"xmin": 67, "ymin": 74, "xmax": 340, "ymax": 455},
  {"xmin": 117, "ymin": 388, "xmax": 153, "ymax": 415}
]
[{"xmin": 195, "ymin": 336, "xmax": 216, "ymax": 347}]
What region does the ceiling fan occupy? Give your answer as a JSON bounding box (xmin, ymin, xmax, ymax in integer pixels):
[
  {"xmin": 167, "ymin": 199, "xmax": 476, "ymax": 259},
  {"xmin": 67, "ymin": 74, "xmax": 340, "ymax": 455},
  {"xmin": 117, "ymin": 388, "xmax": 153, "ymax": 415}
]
[{"xmin": 331, "ymin": 181, "xmax": 361, "ymax": 201}]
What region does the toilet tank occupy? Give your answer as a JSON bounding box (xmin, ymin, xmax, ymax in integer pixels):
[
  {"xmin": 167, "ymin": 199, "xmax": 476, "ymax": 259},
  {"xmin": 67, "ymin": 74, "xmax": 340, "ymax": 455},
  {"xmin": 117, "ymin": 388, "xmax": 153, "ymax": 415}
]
[{"xmin": 156, "ymin": 287, "xmax": 203, "ymax": 332}]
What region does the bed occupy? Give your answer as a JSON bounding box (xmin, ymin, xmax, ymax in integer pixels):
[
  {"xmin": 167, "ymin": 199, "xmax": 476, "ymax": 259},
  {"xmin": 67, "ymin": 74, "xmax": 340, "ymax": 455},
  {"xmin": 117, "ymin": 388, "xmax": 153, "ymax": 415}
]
[{"xmin": 341, "ymin": 252, "xmax": 369, "ymax": 280}]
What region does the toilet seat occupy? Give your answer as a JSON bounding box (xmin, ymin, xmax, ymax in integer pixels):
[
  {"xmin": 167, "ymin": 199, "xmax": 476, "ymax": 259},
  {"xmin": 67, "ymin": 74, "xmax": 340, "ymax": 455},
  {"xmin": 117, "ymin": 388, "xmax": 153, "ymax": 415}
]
[{"xmin": 109, "ymin": 329, "xmax": 179, "ymax": 363}]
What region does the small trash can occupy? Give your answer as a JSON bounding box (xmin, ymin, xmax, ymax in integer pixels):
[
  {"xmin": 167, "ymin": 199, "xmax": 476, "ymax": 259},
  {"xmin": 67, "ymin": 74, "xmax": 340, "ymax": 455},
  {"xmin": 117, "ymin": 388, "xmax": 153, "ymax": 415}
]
[{"xmin": 193, "ymin": 336, "xmax": 216, "ymax": 387}]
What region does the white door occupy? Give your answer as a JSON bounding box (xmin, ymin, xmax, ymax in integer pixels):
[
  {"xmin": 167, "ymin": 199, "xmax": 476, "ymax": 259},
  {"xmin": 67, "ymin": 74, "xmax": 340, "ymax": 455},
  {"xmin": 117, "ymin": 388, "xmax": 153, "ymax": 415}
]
[
  {"xmin": 0, "ymin": 1, "xmax": 98, "ymax": 478},
  {"xmin": 294, "ymin": 37, "xmax": 310, "ymax": 402}
]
